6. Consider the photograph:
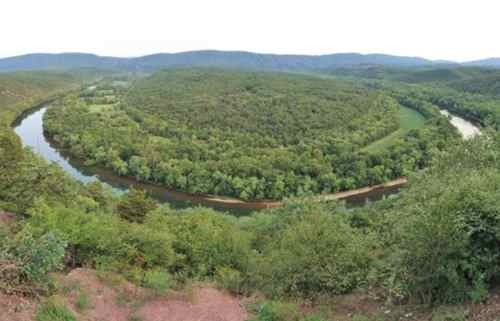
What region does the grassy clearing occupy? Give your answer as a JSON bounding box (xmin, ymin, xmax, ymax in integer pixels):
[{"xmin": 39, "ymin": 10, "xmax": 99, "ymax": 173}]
[
  {"xmin": 88, "ymin": 104, "xmax": 114, "ymax": 113},
  {"xmin": 363, "ymin": 105, "xmax": 425, "ymax": 153}
]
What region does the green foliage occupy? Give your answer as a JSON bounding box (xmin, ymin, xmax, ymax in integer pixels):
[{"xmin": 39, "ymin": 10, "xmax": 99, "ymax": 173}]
[
  {"xmin": 15, "ymin": 231, "xmax": 67, "ymax": 283},
  {"xmin": 163, "ymin": 208, "xmax": 251, "ymax": 278},
  {"xmin": 27, "ymin": 199, "xmax": 175, "ymax": 270},
  {"xmin": 362, "ymin": 105, "xmax": 425, "ymax": 152},
  {"xmin": 117, "ymin": 187, "xmax": 158, "ymax": 223},
  {"xmin": 248, "ymin": 301, "xmax": 327, "ymax": 321},
  {"xmin": 0, "ymin": 149, "xmax": 82, "ymax": 213},
  {"xmin": 0, "ymin": 71, "xmax": 79, "ymax": 123},
  {"xmin": 142, "ymin": 268, "xmax": 173, "ymax": 295},
  {"xmin": 252, "ymin": 202, "xmax": 375, "ymax": 298},
  {"xmin": 75, "ymin": 289, "xmax": 91, "ymax": 311},
  {"xmin": 383, "ymin": 138, "xmax": 500, "ymax": 304},
  {"xmin": 36, "ymin": 298, "xmax": 77, "ymax": 321},
  {"xmin": 43, "ymin": 69, "xmax": 452, "ymax": 201},
  {"xmin": 215, "ymin": 266, "xmax": 244, "ymax": 294},
  {"xmin": 7, "ymin": 67, "xmax": 500, "ymax": 311},
  {"xmin": 0, "ymin": 230, "xmax": 66, "ymax": 287},
  {"xmin": 248, "ymin": 301, "xmax": 301, "ymax": 321}
]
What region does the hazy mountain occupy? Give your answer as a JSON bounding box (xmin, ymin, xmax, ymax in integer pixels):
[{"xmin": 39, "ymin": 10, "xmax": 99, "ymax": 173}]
[
  {"xmin": 0, "ymin": 53, "xmax": 127, "ymax": 72},
  {"xmin": 464, "ymin": 58, "xmax": 500, "ymax": 68},
  {"xmin": 0, "ymin": 51, "xmax": 437, "ymax": 73}
]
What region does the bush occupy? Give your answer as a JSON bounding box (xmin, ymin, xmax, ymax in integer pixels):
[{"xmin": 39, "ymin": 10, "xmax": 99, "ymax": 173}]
[
  {"xmin": 0, "ymin": 230, "xmax": 66, "ymax": 289},
  {"xmin": 36, "ymin": 298, "xmax": 76, "ymax": 321},
  {"xmin": 164, "ymin": 208, "xmax": 251, "ymax": 278},
  {"xmin": 248, "ymin": 301, "xmax": 301, "ymax": 321},
  {"xmin": 16, "ymin": 231, "xmax": 67, "ymax": 284},
  {"xmin": 254, "ymin": 203, "xmax": 375, "ymax": 298},
  {"xmin": 75, "ymin": 289, "xmax": 91, "ymax": 311},
  {"xmin": 27, "ymin": 200, "xmax": 175, "ymax": 270},
  {"xmin": 117, "ymin": 187, "xmax": 158, "ymax": 223},
  {"xmin": 215, "ymin": 266, "xmax": 244, "ymax": 294},
  {"xmin": 142, "ymin": 269, "xmax": 173, "ymax": 295},
  {"xmin": 387, "ymin": 168, "xmax": 500, "ymax": 304}
]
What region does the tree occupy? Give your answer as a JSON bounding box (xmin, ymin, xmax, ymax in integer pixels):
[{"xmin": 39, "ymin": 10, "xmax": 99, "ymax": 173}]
[
  {"xmin": 117, "ymin": 187, "xmax": 158, "ymax": 223},
  {"xmin": 0, "ymin": 128, "xmax": 23, "ymax": 179}
]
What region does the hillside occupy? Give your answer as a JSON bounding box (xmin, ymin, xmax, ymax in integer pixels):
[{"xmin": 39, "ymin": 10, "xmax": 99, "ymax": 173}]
[
  {"xmin": 332, "ymin": 66, "xmax": 494, "ymax": 83},
  {"xmin": 3, "ymin": 67, "xmax": 500, "ymax": 321},
  {"xmin": 446, "ymin": 72, "xmax": 500, "ymax": 96},
  {"xmin": 0, "ymin": 51, "xmax": 436, "ymax": 73},
  {"xmin": 0, "ymin": 71, "xmax": 80, "ymax": 125}
]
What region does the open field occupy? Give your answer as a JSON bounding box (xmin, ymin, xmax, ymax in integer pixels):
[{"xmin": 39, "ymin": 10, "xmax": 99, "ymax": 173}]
[{"xmin": 362, "ymin": 105, "xmax": 426, "ymax": 153}]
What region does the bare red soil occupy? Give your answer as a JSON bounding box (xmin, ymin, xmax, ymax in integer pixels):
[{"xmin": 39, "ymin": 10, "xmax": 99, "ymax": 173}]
[
  {"xmin": 139, "ymin": 287, "xmax": 247, "ymax": 321},
  {"xmin": 4, "ymin": 267, "xmax": 500, "ymax": 321},
  {"xmin": 0, "ymin": 292, "xmax": 36, "ymax": 321},
  {"xmin": 61, "ymin": 268, "xmax": 247, "ymax": 321}
]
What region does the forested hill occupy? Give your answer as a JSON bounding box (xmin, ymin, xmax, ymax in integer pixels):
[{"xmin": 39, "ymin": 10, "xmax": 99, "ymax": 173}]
[
  {"xmin": 0, "ymin": 71, "xmax": 80, "ymax": 125},
  {"xmin": 0, "ymin": 51, "xmax": 438, "ymax": 73}
]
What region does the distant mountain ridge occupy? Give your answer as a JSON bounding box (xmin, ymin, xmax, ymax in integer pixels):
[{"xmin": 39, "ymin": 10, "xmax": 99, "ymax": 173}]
[
  {"xmin": 463, "ymin": 58, "xmax": 500, "ymax": 67},
  {"xmin": 0, "ymin": 50, "xmax": 498, "ymax": 73},
  {"xmin": 0, "ymin": 51, "xmax": 438, "ymax": 73}
]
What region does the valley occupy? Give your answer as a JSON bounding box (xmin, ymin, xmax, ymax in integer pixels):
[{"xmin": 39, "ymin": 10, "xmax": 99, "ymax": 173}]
[{"xmin": 0, "ymin": 63, "xmax": 499, "ymax": 321}]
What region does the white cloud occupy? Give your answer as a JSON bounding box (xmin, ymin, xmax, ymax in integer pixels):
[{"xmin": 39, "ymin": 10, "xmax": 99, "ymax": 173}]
[{"xmin": 1, "ymin": 0, "xmax": 499, "ymax": 61}]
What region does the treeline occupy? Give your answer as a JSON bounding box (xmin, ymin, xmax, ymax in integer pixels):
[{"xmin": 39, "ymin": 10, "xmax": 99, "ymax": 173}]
[{"xmin": 44, "ymin": 69, "xmax": 459, "ymax": 200}]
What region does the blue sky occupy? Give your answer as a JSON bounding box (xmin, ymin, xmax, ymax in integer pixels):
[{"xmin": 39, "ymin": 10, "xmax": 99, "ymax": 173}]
[{"xmin": 2, "ymin": 0, "xmax": 499, "ymax": 61}]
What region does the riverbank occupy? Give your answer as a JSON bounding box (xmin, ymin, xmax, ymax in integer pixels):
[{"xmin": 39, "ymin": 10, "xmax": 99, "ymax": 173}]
[
  {"xmin": 440, "ymin": 109, "xmax": 481, "ymax": 139},
  {"xmin": 14, "ymin": 105, "xmax": 410, "ymax": 211},
  {"xmin": 201, "ymin": 177, "xmax": 408, "ymax": 209},
  {"xmin": 14, "ymin": 101, "xmax": 482, "ymax": 211}
]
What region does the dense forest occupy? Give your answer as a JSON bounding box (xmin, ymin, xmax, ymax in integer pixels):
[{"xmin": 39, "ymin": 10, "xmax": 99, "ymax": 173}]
[
  {"xmin": 4, "ymin": 67, "xmax": 500, "ymax": 320},
  {"xmin": 43, "ymin": 69, "xmax": 459, "ymax": 200},
  {"xmin": 0, "ymin": 71, "xmax": 79, "ymax": 125},
  {"xmin": 335, "ymin": 66, "xmax": 500, "ymax": 127}
]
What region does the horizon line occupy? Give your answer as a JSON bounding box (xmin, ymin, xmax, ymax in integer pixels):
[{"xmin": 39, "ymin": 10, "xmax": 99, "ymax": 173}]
[{"xmin": 0, "ymin": 49, "xmax": 498, "ymax": 63}]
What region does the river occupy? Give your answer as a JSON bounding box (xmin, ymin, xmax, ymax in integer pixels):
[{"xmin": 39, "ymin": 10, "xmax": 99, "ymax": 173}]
[
  {"xmin": 15, "ymin": 105, "xmax": 478, "ymax": 213},
  {"xmin": 440, "ymin": 110, "xmax": 481, "ymax": 139}
]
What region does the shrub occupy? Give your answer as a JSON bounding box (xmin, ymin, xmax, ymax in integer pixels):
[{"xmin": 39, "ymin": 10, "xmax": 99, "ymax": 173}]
[
  {"xmin": 387, "ymin": 169, "xmax": 500, "ymax": 304},
  {"xmin": 16, "ymin": 231, "xmax": 67, "ymax": 284},
  {"xmin": 36, "ymin": 298, "xmax": 76, "ymax": 321},
  {"xmin": 75, "ymin": 289, "xmax": 91, "ymax": 311},
  {"xmin": 117, "ymin": 187, "xmax": 158, "ymax": 223},
  {"xmin": 164, "ymin": 208, "xmax": 251, "ymax": 278},
  {"xmin": 0, "ymin": 229, "xmax": 66, "ymax": 289},
  {"xmin": 215, "ymin": 266, "xmax": 244, "ymax": 294},
  {"xmin": 142, "ymin": 269, "xmax": 173, "ymax": 295},
  {"xmin": 255, "ymin": 205, "xmax": 375, "ymax": 298},
  {"xmin": 248, "ymin": 301, "xmax": 301, "ymax": 321},
  {"xmin": 27, "ymin": 200, "xmax": 175, "ymax": 270}
]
